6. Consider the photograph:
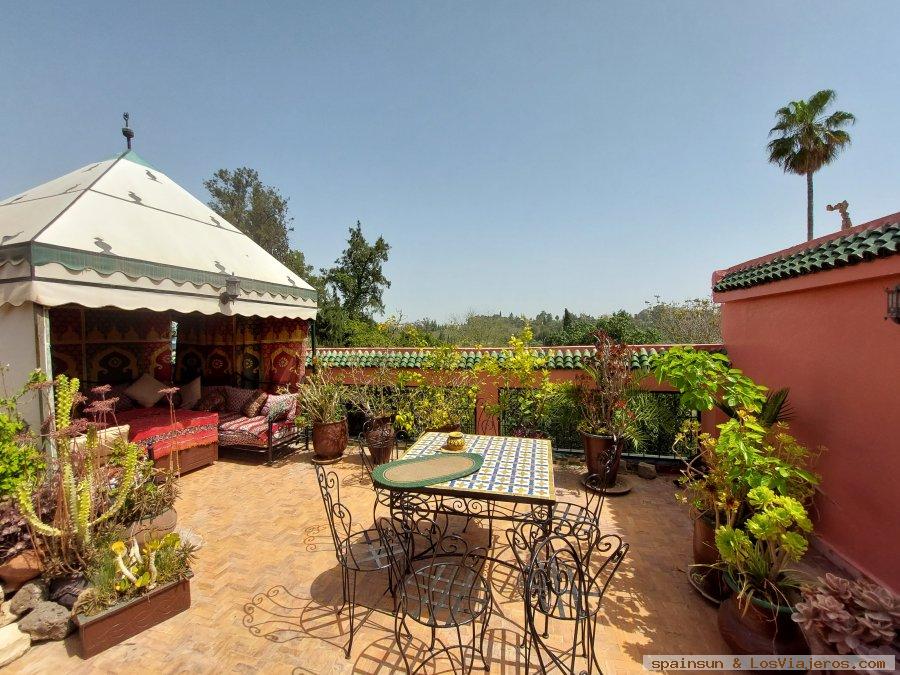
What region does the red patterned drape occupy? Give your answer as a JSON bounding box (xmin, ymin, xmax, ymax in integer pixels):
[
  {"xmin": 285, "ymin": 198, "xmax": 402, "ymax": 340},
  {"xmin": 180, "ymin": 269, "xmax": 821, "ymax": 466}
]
[
  {"xmin": 49, "ymin": 306, "xmax": 173, "ymax": 386},
  {"xmin": 173, "ymin": 314, "xmax": 308, "ymax": 391}
]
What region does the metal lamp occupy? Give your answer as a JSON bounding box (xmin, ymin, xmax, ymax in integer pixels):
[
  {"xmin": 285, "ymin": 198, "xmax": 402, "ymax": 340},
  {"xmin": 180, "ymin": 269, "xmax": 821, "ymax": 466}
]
[
  {"xmin": 220, "ymin": 275, "xmax": 240, "ymax": 304},
  {"xmin": 887, "ymin": 284, "xmax": 900, "ymax": 324}
]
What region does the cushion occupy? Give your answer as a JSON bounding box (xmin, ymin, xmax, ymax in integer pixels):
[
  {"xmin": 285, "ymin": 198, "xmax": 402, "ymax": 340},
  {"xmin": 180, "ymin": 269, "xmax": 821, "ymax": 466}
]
[
  {"xmin": 196, "ymin": 391, "xmax": 226, "ymax": 412},
  {"xmin": 242, "ymin": 390, "xmax": 268, "ymax": 417},
  {"xmin": 223, "ymin": 386, "xmax": 258, "ymax": 414},
  {"xmin": 109, "ymin": 384, "xmax": 136, "ymax": 413},
  {"xmin": 262, "ymin": 393, "xmax": 297, "ymax": 422},
  {"xmin": 180, "ymin": 376, "xmax": 202, "ymax": 409},
  {"xmin": 124, "ymin": 373, "xmax": 167, "ymax": 408}
]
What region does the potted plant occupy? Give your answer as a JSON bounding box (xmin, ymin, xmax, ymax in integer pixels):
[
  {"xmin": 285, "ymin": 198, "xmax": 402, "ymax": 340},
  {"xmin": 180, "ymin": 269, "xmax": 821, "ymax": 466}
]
[
  {"xmin": 792, "ymin": 573, "xmax": 898, "ymax": 673},
  {"xmin": 346, "ymin": 366, "xmax": 397, "ymax": 465},
  {"xmin": 117, "ymin": 457, "xmax": 180, "ymax": 546},
  {"xmin": 395, "ymin": 346, "xmax": 478, "ymax": 438},
  {"xmin": 72, "ymin": 532, "xmax": 196, "ymax": 657},
  {"xmin": 715, "ymin": 485, "xmax": 813, "ymax": 655},
  {"xmin": 575, "ymin": 330, "xmax": 642, "ymax": 483},
  {"xmin": 297, "ymin": 366, "xmax": 349, "ymax": 463}
]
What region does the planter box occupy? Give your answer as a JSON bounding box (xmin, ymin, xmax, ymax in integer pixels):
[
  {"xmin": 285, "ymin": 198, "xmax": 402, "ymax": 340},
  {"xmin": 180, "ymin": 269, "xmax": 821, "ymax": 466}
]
[{"xmin": 73, "ymin": 573, "xmax": 192, "ymax": 658}]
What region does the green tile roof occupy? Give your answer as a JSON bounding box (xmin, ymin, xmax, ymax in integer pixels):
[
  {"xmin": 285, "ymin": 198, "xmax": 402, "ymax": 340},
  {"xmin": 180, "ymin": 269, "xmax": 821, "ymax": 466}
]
[
  {"xmin": 307, "ymin": 345, "xmax": 708, "ymax": 370},
  {"xmin": 714, "ymin": 220, "xmax": 900, "ymax": 292}
]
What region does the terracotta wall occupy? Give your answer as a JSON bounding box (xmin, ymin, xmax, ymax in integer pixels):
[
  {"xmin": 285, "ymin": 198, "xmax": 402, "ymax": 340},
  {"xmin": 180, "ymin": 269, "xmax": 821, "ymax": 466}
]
[{"xmin": 715, "ymin": 256, "xmax": 900, "ymax": 592}]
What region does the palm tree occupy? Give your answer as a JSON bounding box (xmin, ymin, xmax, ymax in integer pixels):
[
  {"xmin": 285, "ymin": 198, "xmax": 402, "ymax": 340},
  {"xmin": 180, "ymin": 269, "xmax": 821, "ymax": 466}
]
[{"xmin": 767, "ymin": 90, "xmax": 855, "ymax": 241}]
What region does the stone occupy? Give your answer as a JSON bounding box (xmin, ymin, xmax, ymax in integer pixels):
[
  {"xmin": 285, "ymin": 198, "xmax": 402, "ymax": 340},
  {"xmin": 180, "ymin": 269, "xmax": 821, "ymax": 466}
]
[
  {"xmin": 49, "ymin": 575, "xmax": 89, "ymax": 611},
  {"xmin": 637, "ymin": 462, "xmax": 657, "ymax": 480},
  {"xmin": 0, "ymin": 602, "xmax": 15, "ymax": 629},
  {"xmin": 0, "ymin": 623, "xmax": 31, "ymax": 668},
  {"xmin": 9, "ymin": 579, "xmax": 48, "ymax": 616},
  {"xmin": 18, "ymin": 601, "xmax": 72, "ymax": 641},
  {"xmin": 0, "ymin": 550, "xmax": 42, "ymax": 593}
]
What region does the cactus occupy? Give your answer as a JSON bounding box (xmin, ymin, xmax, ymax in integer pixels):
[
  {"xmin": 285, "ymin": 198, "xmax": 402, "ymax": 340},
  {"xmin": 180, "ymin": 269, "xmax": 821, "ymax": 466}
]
[{"xmin": 15, "ymin": 375, "xmax": 140, "ymax": 553}]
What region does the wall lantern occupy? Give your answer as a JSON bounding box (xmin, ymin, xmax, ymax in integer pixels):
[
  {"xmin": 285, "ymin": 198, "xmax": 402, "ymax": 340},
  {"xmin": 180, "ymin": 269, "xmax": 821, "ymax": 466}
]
[
  {"xmin": 220, "ymin": 275, "xmax": 241, "ymax": 304},
  {"xmin": 887, "ymin": 284, "xmax": 900, "ymax": 324}
]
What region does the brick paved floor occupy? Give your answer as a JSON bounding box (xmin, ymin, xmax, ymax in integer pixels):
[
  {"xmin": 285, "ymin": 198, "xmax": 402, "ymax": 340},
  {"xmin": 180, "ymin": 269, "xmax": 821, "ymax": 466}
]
[{"xmin": 12, "ymin": 446, "xmax": 728, "ymax": 674}]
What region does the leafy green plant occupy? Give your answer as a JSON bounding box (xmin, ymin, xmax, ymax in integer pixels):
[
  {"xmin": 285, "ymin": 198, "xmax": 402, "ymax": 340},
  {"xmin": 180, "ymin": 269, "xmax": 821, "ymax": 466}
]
[
  {"xmin": 0, "ymin": 366, "xmax": 46, "ymax": 499},
  {"xmin": 394, "ymin": 347, "xmax": 478, "ymax": 437},
  {"xmin": 650, "ymin": 346, "xmax": 767, "ymax": 414},
  {"xmin": 345, "ymin": 364, "xmax": 397, "ymax": 420},
  {"xmin": 296, "ymin": 366, "xmax": 347, "ymax": 425},
  {"xmin": 716, "ymin": 387, "xmax": 793, "ymax": 427},
  {"xmin": 716, "ymin": 485, "xmax": 813, "ymax": 608},
  {"xmin": 74, "ymin": 532, "xmax": 195, "ymax": 616},
  {"xmin": 114, "ymin": 456, "xmax": 180, "ymax": 525}
]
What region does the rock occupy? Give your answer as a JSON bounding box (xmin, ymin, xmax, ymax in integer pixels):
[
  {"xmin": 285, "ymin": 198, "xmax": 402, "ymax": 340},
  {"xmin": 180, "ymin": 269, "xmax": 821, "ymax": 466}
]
[
  {"xmin": 637, "ymin": 462, "xmax": 657, "ymax": 480},
  {"xmin": 9, "ymin": 579, "xmax": 48, "ymax": 616},
  {"xmin": 18, "ymin": 601, "xmax": 72, "ymax": 641},
  {"xmin": 0, "ymin": 550, "xmax": 42, "ymax": 593},
  {"xmin": 0, "ymin": 602, "xmax": 15, "ymax": 629},
  {"xmin": 0, "ymin": 623, "xmax": 31, "ymax": 668},
  {"xmin": 49, "ymin": 576, "xmax": 89, "ymax": 610}
]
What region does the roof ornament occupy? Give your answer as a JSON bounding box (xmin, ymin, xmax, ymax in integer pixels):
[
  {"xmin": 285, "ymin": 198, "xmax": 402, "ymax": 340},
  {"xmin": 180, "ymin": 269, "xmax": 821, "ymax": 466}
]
[
  {"xmin": 826, "ymin": 200, "xmax": 852, "ymax": 230},
  {"xmin": 121, "ymin": 112, "xmax": 135, "ymax": 150}
]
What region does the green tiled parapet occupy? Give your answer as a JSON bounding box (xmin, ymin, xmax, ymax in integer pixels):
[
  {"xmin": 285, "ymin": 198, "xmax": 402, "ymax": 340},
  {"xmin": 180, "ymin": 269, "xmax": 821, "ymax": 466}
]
[
  {"xmin": 306, "ymin": 344, "xmax": 715, "ymax": 370},
  {"xmin": 715, "ymin": 220, "xmax": 899, "ymax": 292}
]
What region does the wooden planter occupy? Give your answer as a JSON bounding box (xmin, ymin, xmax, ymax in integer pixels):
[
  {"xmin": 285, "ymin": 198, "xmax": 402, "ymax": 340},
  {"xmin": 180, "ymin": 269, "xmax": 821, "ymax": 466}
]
[{"xmin": 73, "ymin": 573, "xmax": 192, "ymax": 658}]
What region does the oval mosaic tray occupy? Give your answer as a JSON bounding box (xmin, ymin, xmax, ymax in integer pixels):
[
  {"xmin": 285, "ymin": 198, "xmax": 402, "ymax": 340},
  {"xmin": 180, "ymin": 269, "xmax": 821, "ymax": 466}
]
[{"xmin": 372, "ymin": 453, "xmax": 483, "ymax": 489}]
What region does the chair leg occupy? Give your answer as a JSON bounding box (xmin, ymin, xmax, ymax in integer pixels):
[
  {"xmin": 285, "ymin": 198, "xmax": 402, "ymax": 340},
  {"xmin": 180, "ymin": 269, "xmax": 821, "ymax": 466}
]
[
  {"xmin": 394, "ymin": 613, "xmax": 412, "ymax": 675},
  {"xmin": 344, "ymin": 568, "xmax": 358, "ymax": 658}
]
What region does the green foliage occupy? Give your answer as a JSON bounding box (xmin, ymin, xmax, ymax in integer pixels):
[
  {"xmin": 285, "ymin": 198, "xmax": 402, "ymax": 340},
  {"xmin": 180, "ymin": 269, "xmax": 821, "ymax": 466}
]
[
  {"xmin": 650, "ymin": 346, "xmax": 767, "ymax": 413},
  {"xmin": 76, "ymin": 532, "xmax": 195, "ymax": 617},
  {"xmin": 0, "ymin": 367, "xmax": 46, "ymax": 498},
  {"xmin": 345, "ymin": 365, "xmax": 398, "ymax": 420},
  {"xmin": 394, "ymin": 347, "xmax": 478, "ymax": 437},
  {"xmin": 717, "ymin": 387, "xmax": 793, "ymax": 427},
  {"xmin": 767, "ymin": 89, "xmax": 855, "ymax": 239},
  {"xmin": 323, "ymin": 221, "xmax": 391, "ymax": 319},
  {"xmin": 635, "ymin": 297, "xmax": 722, "ymax": 344},
  {"xmin": 716, "ymin": 486, "xmax": 813, "ymax": 606},
  {"xmin": 576, "ymin": 331, "xmax": 639, "ymax": 438},
  {"xmin": 114, "ymin": 457, "xmax": 179, "ymax": 526},
  {"xmin": 296, "ymin": 368, "xmax": 346, "ymax": 425}
]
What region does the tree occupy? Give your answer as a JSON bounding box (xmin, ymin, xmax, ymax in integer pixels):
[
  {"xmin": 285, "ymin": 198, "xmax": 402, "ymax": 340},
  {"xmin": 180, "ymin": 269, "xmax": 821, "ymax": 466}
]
[
  {"xmin": 767, "ymin": 90, "xmax": 855, "ymax": 241},
  {"xmin": 323, "ymin": 221, "xmax": 391, "ymax": 318},
  {"xmin": 205, "ymin": 167, "xmax": 312, "ymax": 278}
]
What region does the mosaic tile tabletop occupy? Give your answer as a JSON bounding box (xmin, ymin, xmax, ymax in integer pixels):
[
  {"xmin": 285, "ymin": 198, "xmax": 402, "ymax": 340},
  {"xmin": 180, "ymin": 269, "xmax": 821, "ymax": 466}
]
[{"xmin": 400, "ymin": 432, "xmax": 555, "ymax": 503}]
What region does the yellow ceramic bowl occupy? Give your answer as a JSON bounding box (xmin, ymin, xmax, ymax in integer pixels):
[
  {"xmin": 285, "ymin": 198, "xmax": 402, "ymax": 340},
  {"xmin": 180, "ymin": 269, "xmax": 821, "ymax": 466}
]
[{"xmin": 445, "ymin": 431, "xmax": 466, "ymax": 451}]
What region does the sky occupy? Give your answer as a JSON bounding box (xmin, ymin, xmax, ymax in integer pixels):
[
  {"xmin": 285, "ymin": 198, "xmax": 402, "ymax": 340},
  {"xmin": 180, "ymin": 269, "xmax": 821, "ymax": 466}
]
[{"xmin": 2, "ymin": 2, "xmax": 898, "ymax": 321}]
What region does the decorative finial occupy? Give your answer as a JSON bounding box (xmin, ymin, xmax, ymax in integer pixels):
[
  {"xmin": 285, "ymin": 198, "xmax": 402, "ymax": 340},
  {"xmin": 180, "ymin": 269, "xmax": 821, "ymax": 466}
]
[
  {"xmin": 121, "ymin": 112, "xmax": 134, "ymax": 150},
  {"xmin": 826, "ymin": 200, "xmax": 852, "ymax": 230}
]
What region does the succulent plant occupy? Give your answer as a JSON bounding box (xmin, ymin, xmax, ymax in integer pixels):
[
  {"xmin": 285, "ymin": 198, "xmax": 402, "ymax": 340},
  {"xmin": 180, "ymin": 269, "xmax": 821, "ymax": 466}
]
[{"xmin": 793, "ymin": 573, "xmax": 899, "ymax": 654}]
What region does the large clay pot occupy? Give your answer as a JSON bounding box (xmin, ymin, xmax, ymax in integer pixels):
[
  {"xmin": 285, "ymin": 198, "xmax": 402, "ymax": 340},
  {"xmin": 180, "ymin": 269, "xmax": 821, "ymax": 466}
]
[
  {"xmin": 581, "ymin": 432, "xmax": 621, "ymax": 483},
  {"xmin": 126, "ymin": 508, "xmax": 178, "ymax": 546},
  {"xmin": 0, "ymin": 548, "xmax": 42, "ymax": 592},
  {"xmin": 364, "ymin": 416, "xmax": 396, "ymax": 465},
  {"xmin": 717, "ymin": 579, "xmax": 808, "ymax": 660},
  {"xmin": 691, "ymin": 510, "xmax": 729, "ymax": 600},
  {"xmin": 312, "ymin": 418, "xmax": 348, "ymax": 462}
]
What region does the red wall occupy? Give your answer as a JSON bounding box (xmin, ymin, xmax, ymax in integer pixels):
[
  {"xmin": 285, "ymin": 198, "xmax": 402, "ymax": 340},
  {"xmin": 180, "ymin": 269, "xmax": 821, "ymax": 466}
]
[{"xmin": 716, "ymin": 255, "xmax": 900, "ymax": 592}]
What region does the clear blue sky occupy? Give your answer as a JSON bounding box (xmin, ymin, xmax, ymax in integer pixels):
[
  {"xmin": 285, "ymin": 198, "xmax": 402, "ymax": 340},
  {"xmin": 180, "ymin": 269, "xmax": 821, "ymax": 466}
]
[{"xmin": 2, "ymin": 2, "xmax": 898, "ymax": 321}]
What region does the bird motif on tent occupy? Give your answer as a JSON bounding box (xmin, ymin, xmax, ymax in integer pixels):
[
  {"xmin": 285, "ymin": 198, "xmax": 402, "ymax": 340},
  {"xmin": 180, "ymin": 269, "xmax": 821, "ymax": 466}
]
[
  {"xmin": 145, "ymin": 170, "xmax": 159, "ymax": 182},
  {"xmin": 128, "ymin": 191, "xmax": 142, "ymax": 204},
  {"xmin": 210, "ymin": 215, "xmax": 221, "ymax": 227},
  {"xmin": 214, "ymin": 261, "xmax": 227, "ymax": 273},
  {"xmin": 94, "ymin": 237, "xmax": 113, "ymax": 254},
  {"xmin": 1, "ymin": 231, "xmax": 23, "ymax": 245}
]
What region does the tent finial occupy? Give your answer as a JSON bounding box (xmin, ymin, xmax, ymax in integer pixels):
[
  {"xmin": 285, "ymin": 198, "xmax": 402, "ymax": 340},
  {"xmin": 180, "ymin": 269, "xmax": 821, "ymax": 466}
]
[{"xmin": 121, "ymin": 112, "xmax": 134, "ymax": 150}]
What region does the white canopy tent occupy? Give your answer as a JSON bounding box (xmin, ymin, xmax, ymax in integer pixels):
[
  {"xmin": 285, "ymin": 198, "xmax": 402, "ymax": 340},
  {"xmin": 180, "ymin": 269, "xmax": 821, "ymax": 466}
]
[{"xmin": 0, "ymin": 150, "xmax": 317, "ymax": 424}]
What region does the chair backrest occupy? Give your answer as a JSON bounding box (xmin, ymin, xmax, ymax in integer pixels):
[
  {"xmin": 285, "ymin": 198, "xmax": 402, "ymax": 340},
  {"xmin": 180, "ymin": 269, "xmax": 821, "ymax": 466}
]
[
  {"xmin": 582, "ymin": 448, "xmax": 617, "ymax": 521},
  {"xmin": 314, "ymin": 464, "xmax": 356, "ymax": 565}
]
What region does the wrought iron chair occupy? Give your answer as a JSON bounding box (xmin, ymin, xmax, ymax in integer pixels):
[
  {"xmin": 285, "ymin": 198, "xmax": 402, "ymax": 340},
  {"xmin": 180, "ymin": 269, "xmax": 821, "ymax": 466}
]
[
  {"xmin": 549, "ymin": 450, "xmax": 617, "ymax": 555},
  {"xmin": 314, "ymin": 465, "xmax": 397, "ymax": 658},
  {"xmin": 508, "ymin": 524, "xmax": 629, "ymax": 674},
  {"xmin": 358, "ymin": 440, "xmax": 393, "ymax": 514},
  {"xmin": 376, "ymin": 511, "xmax": 493, "ymax": 674}
]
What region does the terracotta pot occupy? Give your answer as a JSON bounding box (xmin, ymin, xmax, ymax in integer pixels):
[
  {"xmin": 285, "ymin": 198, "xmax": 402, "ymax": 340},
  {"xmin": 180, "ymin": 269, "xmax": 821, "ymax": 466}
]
[
  {"xmin": 364, "ymin": 416, "xmax": 396, "ymax": 465},
  {"xmin": 691, "ymin": 511, "xmax": 729, "ymax": 600},
  {"xmin": 581, "ymin": 432, "xmax": 621, "ymax": 483},
  {"xmin": 73, "ymin": 573, "xmax": 192, "ymax": 658},
  {"xmin": 717, "ymin": 579, "xmax": 808, "ymax": 661},
  {"xmin": 126, "ymin": 508, "xmax": 178, "ymax": 546},
  {"xmin": 312, "ymin": 418, "xmax": 348, "ymax": 461},
  {"xmin": 0, "ymin": 548, "xmax": 42, "ymax": 592}
]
